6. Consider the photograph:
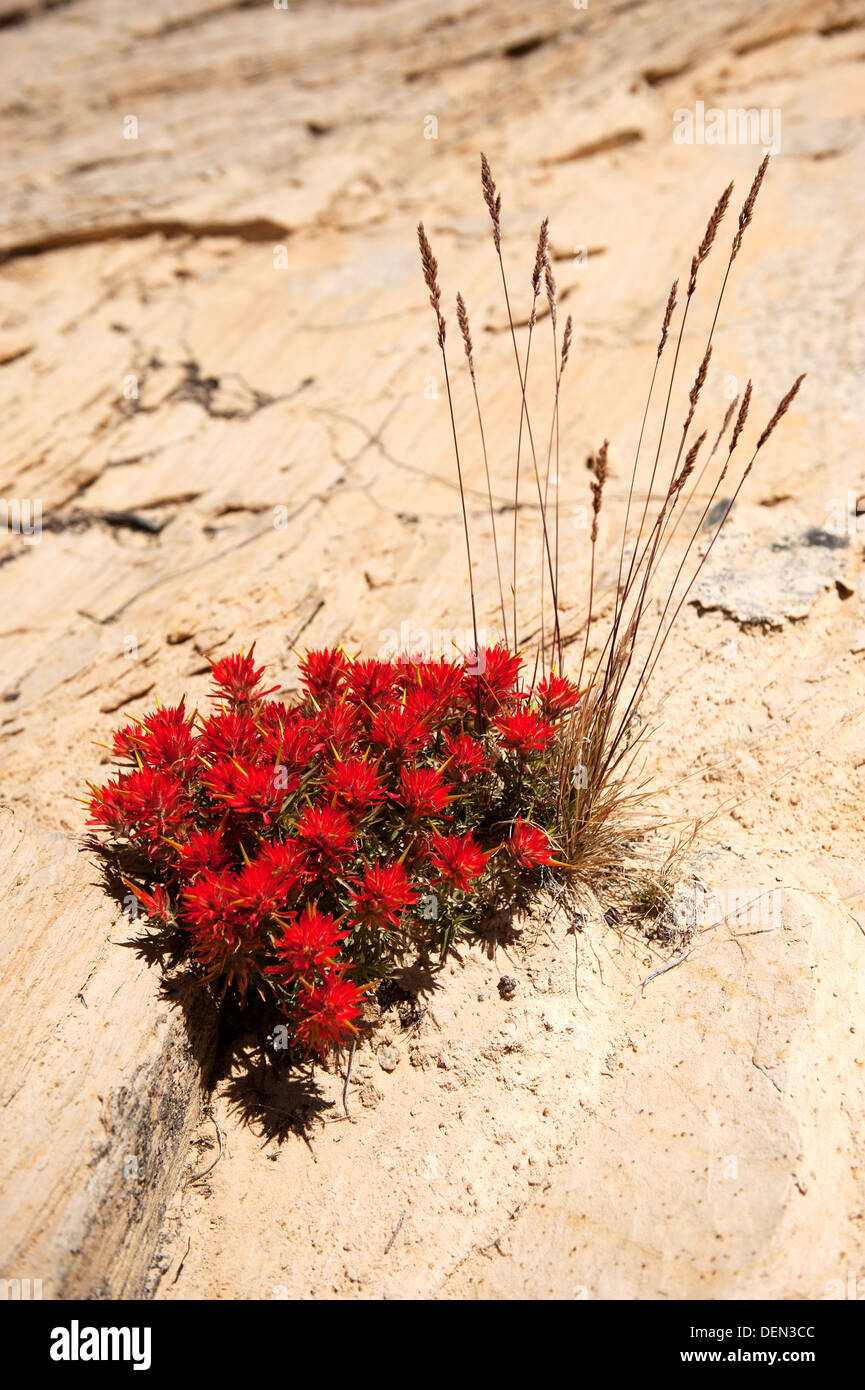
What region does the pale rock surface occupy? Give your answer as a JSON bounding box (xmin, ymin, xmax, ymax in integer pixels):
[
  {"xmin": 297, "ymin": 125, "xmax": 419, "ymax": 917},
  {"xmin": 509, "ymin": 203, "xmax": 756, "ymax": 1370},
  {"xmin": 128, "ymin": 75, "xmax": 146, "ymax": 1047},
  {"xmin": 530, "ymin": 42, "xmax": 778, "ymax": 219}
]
[{"xmin": 1, "ymin": 0, "xmax": 864, "ymax": 1300}]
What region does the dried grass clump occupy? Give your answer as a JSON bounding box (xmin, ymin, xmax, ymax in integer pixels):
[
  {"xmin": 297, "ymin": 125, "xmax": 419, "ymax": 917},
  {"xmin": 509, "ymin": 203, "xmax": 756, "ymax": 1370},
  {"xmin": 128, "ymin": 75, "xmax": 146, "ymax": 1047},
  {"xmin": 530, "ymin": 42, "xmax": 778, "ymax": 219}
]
[{"xmin": 418, "ymin": 154, "xmax": 804, "ymax": 885}]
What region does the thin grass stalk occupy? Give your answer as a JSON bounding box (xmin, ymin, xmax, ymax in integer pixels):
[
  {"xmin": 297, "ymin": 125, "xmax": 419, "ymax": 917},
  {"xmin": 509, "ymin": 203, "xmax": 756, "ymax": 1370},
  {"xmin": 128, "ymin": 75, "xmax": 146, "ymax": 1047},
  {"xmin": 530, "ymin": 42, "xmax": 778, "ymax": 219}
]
[
  {"xmin": 594, "ymin": 182, "xmax": 737, "ymax": 750},
  {"xmin": 627, "ymin": 375, "xmax": 805, "ymax": 715},
  {"xmin": 509, "ymin": 217, "xmax": 550, "ymax": 659},
  {"xmin": 577, "ymin": 440, "xmax": 608, "ymax": 695},
  {"xmin": 545, "ymin": 261, "xmax": 563, "ymax": 673},
  {"xmin": 654, "ymin": 393, "xmax": 738, "ymax": 571},
  {"xmin": 480, "ymin": 155, "xmax": 560, "ymax": 659},
  {"xmin": 513, "ymin": 310, "xmax": 537, "ymax": 652},
  {"xmin": 540, "ymin": 276, "xmax": 569, "ymax": 674},
  {"xmin": 622, "ymin": 406, "xmax": 748, "ymax": 721},
  {"xmin": 441, "ymin": 351, "xmax": 484, "ymax": 731},
  {"xmin": 585, "ymin": 278, "xmax": 679, "ymax": 711},
  {"xmin": 609, "ymin": 281, "xmax": 678, "ymax": 642},
  {"xmin": 539, "ymin": 273, "xmax": 558, "ymax": 677},
  {"xmin": 612, "ymin": 182, "xmax": 734, "ymax": 632},
  {"xmin": 417, "ymin": 222, "xmax": 483, "ymax": 730},
  {"xmin": 456, "ymin": 291, "xmax": 509, "ymax": 647},
  {"xmin": 614, "ymin": 160, "xmax": 767, "ymax": 654}
]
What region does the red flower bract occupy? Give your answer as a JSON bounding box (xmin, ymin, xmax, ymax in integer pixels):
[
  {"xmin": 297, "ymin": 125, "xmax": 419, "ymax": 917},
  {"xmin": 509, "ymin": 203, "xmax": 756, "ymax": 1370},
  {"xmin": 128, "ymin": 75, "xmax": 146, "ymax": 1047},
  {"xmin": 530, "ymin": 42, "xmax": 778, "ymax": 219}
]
[
  {"xmin": 294, "ymin": 803, "xmax": 356, "ymax": 871},
  {"xmin": 257, "ymin": 705, "xmax": 317, "ymax": 768},
  {"xmin": 299, "ymin": 647, "xmax": 348, "ymax": 704},
  {"xmin": 127, "ymin": 881, "xmax": 174, "ymax": 927},
  {"xmin": 233, "ymin": 854, "xmax": 296, "ymax": 922},
  {"xmin": 311, "ymin": 700, "xmax": 359, "ymax": 759},
  {"xmin": 203, "ymin": 758, "xmax": 293, "ymax": 822},
  {"xmin": 95, "ymin": 766, "xmax": 190, "ymax": 852},
  {"xmin": 426, "ymin": 830, "xmax": 491, "ymax": 892},
  {"xmin": 370, "ymin": 705, "xmax": 429, "ymax": 760},
  {"xmin": 186, "ymin": 918, "xmax": 264, "ymax": 996},
  {"xmin": 344, "ymin": 658, "xmax": 397, "ymax": 707},
  {"xmin": 293, "ymin": 972, "xmax": 364, "ymax": 1060},
  {"xmin": 197, "ymin": 707, "xmax": 262, "ymax": 762},
  {"xmin": 441, "ymin": 730, "xmax": 488, "ymax": 783},
  {"xmin": 183, "ymin": 868, "xmax": 240, "ymax": 932},
  {"xmin": 465, "ymin": 644, "xmax": 523, "ymax": 711},
  {"xmin": 113, "ymin": 703, "xmax": 197, "ymax": 773},
  {"xmin": 323, "ymin": 756, "xmax": 386, "ymax": 816},
  {"xmin": 87, "ymin": 775, "xmax": 129, "ymax": 835},
  {"xmin": 177, "ymin": 828, "xmax": 230, "ymax": 877},
  {"xmin": 535, "ymin": 672, "xmax": 581, "ymax": 719},
  {"xmin": 209, "ymin": 647, "xmax": 278, "ymax": 706},
  {"xmin": 258, "ymin": 837, "xmax": 310, "ymax": 886},
  {"xmin": 267, "ymin": 905, "xmax": 349, "ymax": 979},
  {"xmin": 494, "ymin": 709, "xmax": 555, "ymax": 756},
  {"xmin": 349, "ymin": 859, "xmax": 419, "ymax": 930},
  {"xmin": 396, "ymin": 765, "xmax": 450, "ymax": 820},
  {"xmin": 399, "ymin": 658, "xmax": 465, "ymax": 723},
  {"xmin": 509, "ymin": 818, "xmax": 558, "ymax": 868}
]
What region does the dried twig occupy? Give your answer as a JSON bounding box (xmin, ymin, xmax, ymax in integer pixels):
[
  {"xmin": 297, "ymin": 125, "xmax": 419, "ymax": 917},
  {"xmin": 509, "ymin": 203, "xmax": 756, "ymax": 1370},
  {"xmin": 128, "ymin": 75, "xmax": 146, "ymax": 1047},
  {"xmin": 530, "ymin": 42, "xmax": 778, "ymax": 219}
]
[
  {"xmin": 384, "ymin": 1209, "xmax": 406, "ymax": 1254},
  {"xmin": 185, "ymin": 1112, "xmax": 223, "ymax": 1186},
  {"xmin": 342, "ymin": 1038, "xmax": 357, "ymax": 1123},
  {"xmin": 634, "ymin": 947, "xmax": 693, "ymax": 998}
]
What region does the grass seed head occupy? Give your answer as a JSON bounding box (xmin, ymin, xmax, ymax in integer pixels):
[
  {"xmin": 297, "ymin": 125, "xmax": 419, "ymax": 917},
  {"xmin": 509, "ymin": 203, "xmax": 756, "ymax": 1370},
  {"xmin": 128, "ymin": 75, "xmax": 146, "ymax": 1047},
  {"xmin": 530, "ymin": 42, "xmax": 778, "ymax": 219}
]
[
  {"xmin": 480, "ymin": 152, "xmax": 502, "ymax": 253},
  {"xmin": 417, "ymin": 221, "xmax": 446, "ymax": 348}
]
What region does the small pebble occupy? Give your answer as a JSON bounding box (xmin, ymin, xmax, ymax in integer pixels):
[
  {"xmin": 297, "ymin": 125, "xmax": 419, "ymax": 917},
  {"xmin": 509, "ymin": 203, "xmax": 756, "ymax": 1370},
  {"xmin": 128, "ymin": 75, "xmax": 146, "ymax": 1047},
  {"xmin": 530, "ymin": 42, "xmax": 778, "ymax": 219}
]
[{"xmin": 377, "ymin": 1044, "xmax": 400, "ymax": 1072}]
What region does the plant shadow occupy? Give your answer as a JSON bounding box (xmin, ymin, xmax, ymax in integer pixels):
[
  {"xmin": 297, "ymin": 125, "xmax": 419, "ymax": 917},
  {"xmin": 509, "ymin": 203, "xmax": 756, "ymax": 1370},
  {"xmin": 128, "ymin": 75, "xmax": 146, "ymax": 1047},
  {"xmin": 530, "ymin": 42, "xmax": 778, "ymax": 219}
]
[{"xmin": 85, "ymin": 835, "xmax": 526, "ymax": 1146}]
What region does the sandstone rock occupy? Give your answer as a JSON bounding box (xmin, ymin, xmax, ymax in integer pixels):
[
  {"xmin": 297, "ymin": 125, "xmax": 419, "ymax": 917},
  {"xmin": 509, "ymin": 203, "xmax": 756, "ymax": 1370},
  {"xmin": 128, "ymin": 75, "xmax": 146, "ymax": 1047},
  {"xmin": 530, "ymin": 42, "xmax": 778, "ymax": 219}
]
[
  {"xmin": 2, "ymin": 0, "xmax": 864, "ymax": 1303},
  {"xmin": 0, "ymin": 812, "xmax": 215, "ymax": 1298},
  {"xmin": 692, "ymin": 522, "xmax": 851, "ymax": 627}
]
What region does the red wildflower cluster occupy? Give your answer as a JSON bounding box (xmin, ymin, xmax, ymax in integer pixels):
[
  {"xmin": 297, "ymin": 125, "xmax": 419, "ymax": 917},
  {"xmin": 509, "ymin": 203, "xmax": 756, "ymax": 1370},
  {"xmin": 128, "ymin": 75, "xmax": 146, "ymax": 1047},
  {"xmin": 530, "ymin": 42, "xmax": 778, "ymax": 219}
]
[{"xmin": 87, "ymin": 645, "xmax": 579, "ymax": 1059}]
